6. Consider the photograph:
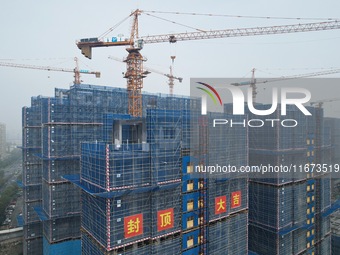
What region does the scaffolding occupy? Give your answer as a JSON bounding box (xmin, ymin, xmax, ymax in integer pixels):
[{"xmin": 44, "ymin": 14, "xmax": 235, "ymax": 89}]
[
  {"xmin": 207, "ymin": 112, "xmax": 248, "ymax": 180},
  {"xmin": 208, "ymin": 211, "xmax": 248, "ymax": 255},
  {"xmin": 81, "ymin": 230, "xmax": 180, "ymax": 255},
  {"xmin": 22, "ymin": 99, "xmax": 44, "ymax": 255},
  {"xmin": 23, "ymin": 236, "xmax": 43, "ymax": 255},
  {"xmin": 70, "ymin": 96, "xmax": 250, "ymax": 255},
  {"xmin": 247, "ymin": 104, "xmax": 332, "ymax": 255},
  {"xmin": 22, "ymin": 81, "xmax": 340, "ymax": 255},
  {"xmin": 80, "ymin": 142, "xmax": 151, "ymax": 192},
  {"xmin": 69, "ymin": 107, "xmax": 192, "ymax": 254},
  {"xmin": 331, "ymin": 212, "xmax": 340, "ymax": 254},
  {"xmin": 42, "ymin": 236, "xmax": 81, "ymax": 255},
  {"xmin": 38, "ymin": 91, "xmax": 113, "ymax": 249},
  {"xmin": 23, "ymin": 83, "xmax": 201, "ymax": 255},
  {"xmin": 180, "ymin": 109, "xmax": 249, "ymax": 255},
  {"xmin": 325, "ymin": 118, "xmax": 340, "ymax": 161},
  {"xmin": 208, "ymin": 178, "xmax": 248, "ymax": 222},
  {"xmin": 81, "ymin": 191, "xmax": 152, "ymax": 249}
]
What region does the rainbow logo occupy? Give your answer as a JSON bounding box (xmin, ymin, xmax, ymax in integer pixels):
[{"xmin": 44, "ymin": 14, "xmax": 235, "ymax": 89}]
[
  {"xmin": 196, "ymin": 82, "xmax": 223, "ymax": 115},
  {"xmin": 196, "ymin": 82, "xmax": 223, "ymax": 106}
]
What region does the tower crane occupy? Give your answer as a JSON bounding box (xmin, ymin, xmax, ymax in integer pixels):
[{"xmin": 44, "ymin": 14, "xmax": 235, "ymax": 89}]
[
  {"xmin": 232, "ymin": 68, "xmax": 340, "ymax": 102},
  {"xmin": 76, "ymin": 9, "xmax": 340, "ymax": 117},
  {"xmin": 0, "ymin": 57, "xmax": 100, "ymax": 85},
  {"xmin": 232, "ymin": 68, "xmax": 257, "ymax": 101},
  {"xmin": 108, "ymin": 55, "xmax": 183, "ymax": 95}
]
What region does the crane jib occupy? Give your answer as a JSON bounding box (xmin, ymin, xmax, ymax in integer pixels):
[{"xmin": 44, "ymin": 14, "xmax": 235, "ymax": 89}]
[
  {"xmin": 77, "ymin": 20, "xmax": 340, "ymax": 47},
  {"xmin": 140, "ymin": 20, "xmax": 340, "ymax": 44}
]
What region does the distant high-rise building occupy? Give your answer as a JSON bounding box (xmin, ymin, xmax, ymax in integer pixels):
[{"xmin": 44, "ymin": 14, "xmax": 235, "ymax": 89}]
[
  {"xmin": 0, "ymin": 122, "xmax": 6, "ymax": 158},
  {"xmin": 239, "ymin": 104, "xmax": 333, "ymax": 255}
]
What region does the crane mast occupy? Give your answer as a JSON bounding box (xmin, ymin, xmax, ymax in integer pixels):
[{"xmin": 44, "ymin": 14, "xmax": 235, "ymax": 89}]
[
  {"xmin": 168, "ymin": 66, "xmax": 175, "ymax": 95},
  {"xmin": 124, "ymin": 9, "xmax": 146, "ymax": 117},
  {"xmin": 250, "ymin": 68, "xmax": 257, "ymax": 102},
  {"xmin": 74, "ymin": 57, "xmax": 82, "ymax": 84},
  {"xmin": 76, "ymin": 10, "xmax": 340, "ymax": 117},
  {"xmin": 108, "ymin": 55, "xmax": 182, "ymax": 95}
]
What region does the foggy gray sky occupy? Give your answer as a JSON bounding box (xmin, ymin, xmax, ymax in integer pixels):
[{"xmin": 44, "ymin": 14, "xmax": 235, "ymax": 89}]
[{"xmin": 1, "ymin": 0, "xmax": 340, "ymax": 143}]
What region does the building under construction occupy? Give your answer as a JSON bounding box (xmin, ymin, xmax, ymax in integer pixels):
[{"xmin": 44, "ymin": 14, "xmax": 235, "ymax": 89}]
[
  {"xmin": 22, "ymin": 84, "xmax": 133, "ymax": 254},
  {"xmin": 243, "ymin": 105, "xmax": 334, "ymax": 255},
  {"xmin": 22, "ymin": 83, "xmax": 339, "ymax": 255},
  {"xmin": 22, "ymin": 84, "xmax": 249, "ymax": 254}
]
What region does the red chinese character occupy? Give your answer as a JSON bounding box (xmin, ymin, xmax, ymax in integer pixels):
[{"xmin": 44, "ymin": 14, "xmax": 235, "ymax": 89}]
[
  {"xmin": 124, "ymin": 213, "xmax": 143, "ymax": 238},
  {"xmin": 157, "ymin": 208, "xmax": 174, "ymax": 231},
  {"xmin": 215, "ymin": 196, "xmax": 227, "ymax": 214},
  {"xmin": 231, "ymin": 191, "xmax": 241, "ymax": 209}
]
